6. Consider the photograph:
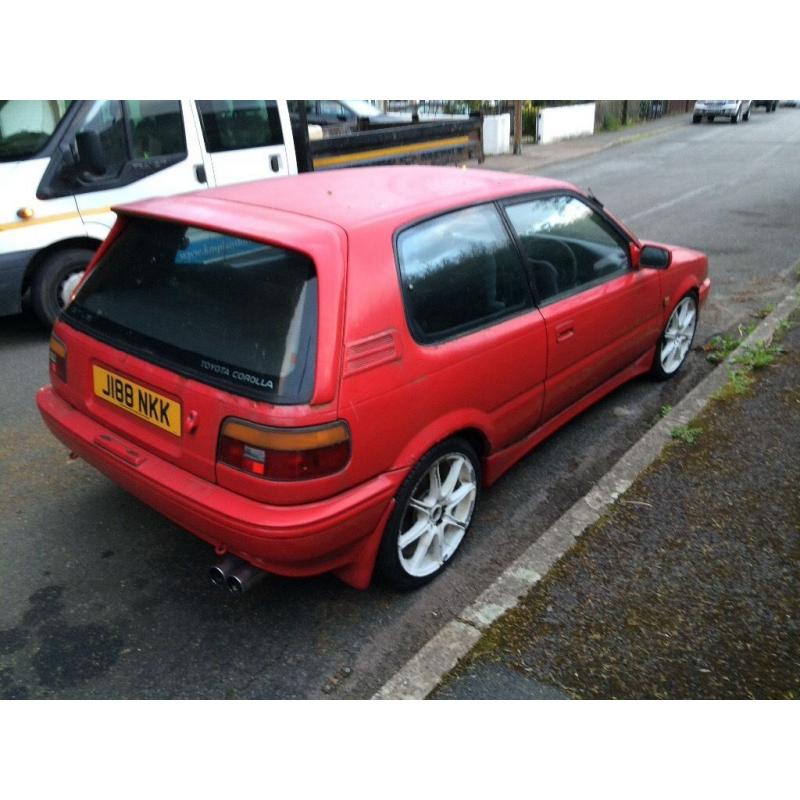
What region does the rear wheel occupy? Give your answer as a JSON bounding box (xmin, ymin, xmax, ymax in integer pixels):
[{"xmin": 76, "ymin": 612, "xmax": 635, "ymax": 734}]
[
  {"xmin": 31, "ymin": 247, "xmax": 94, "ymax": 328},
  {"xmin": 744, "ymin": 105, "xmax": 751, "ymax": 121},
  {"xmin": 376, "ymin": 438, "xmax": 480, "ymax": 590},
  {"xmin": 731, "ymin": 106, "xmax": 742, "ymax": 124},
  {"xmin": 651, "ymin": 294, "xmax": 698, "ymax": 381},
  {"xmin": 692, "ymin": 115, "xmax": 701, "ymax": 124}
]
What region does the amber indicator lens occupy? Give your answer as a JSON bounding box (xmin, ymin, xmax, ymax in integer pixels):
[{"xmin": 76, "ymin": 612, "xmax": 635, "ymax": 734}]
[{"xmin": 49, "ymin": 335, "xmax": 67, "ymax": 383}]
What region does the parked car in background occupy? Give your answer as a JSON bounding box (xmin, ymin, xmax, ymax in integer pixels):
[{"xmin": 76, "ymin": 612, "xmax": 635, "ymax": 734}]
[
  {"xmin": 37, "ymin": 166, "xmax": 710, "ymax": 593},
  {"xmin": 290, "ymin": 100, "xmax": 404, "ymax": 127},
  {"xmin": 692, "ymin": 100, "xmax": 752, "ymax": 123},
  {"xmin": 0, "ymin": 99, "xmax": 297, "ymax": 326},
  {"xmin": 753, "ymin": 100, "xmax": 779, "ymax": 113},
  {"xmin": 779, "ymin": 99, "xmax": 800, "ymax": 107}
]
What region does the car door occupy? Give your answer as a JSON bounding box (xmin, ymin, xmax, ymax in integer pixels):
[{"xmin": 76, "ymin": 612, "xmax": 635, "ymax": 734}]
[
  {"xmin": 503, "ymin": 193, "xmax": 661, "ymax": 421},
  {"xmin": 70, "ymin": 100, "xmax": 207, "ymax": 238},
  {"xmin": 194, "ymin": 100, "xmax": 290, "ymax": 185},
  {"xmin": 391, "ymin": 202, "xmax": 549, "ymax": 451}
]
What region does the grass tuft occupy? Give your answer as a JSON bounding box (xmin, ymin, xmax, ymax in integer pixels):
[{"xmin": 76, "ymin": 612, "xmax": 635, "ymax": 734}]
[
  {"xmin": 733, "ymin": 341, "xmax": 785, "ymax": 370},
  {"xmin": 671, "ymin": 425, "xmax": 703, "ymax": 445}
]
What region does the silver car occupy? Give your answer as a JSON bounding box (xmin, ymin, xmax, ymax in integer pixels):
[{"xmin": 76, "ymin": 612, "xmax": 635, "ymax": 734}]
[{"xmin": 692, "ymin": 100, "xmax": 752, "ymax": 124}]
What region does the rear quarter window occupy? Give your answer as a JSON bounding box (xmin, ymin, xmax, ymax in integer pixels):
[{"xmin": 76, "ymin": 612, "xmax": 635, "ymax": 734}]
[
  {"xmin": 65, "ymin": 219, "xmax": 318, "ymax": 404},
  {"xmin": 396, "ymin": 204, "xmax": 532, "ymax": 343}
]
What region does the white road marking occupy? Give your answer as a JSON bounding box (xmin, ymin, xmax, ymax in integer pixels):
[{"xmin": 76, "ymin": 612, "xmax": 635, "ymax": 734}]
[{"xmin": 625, "ymin": 185, "xmax": 714, "ymax": 223}]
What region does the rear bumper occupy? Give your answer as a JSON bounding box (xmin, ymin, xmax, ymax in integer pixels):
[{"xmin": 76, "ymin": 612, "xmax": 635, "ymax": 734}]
[{"xmin": 37, "ymin": 385, "xmax": 406, "ymax": 588}]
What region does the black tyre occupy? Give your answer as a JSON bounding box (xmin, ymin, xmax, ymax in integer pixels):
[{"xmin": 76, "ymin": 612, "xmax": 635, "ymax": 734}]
[
  {"xmin": 31, "ymin": 247, "xmax": 94, "ymax": 328},
  {"xmin": 707, "ymin": 115, "xmax": 714, "ymax": 122},
  {"xmin": 744, "ymin": 105, "xmax": 751, "ymax": 121},
  {"xmin": 731, "ymin": 107, "xmax": 741, "ymax": 124},
  {"xmin": 651, "ymin": 293, "xmax": 698, "ymax": 381},
  {"xmin": 692, "ymin": 115, "xmax": 701, "ymax": 124},
  {"xmin": 376, "ymin": 437, "xmax": 481, "ymax": 590}
]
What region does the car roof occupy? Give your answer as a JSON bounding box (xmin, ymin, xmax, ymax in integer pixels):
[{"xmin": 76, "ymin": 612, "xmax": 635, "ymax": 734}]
[{"xmin": 118, "ymin": 166, "xmax": 577, "ymax": 232}]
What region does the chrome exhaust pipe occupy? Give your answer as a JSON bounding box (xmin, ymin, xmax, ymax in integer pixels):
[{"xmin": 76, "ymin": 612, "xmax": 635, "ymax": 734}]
[
  {"xmin": 209, "ymin": 554, "xmax": 243, "ymax": 589},
  {"xmin": 226, "ymin": 562, "xmax": 267, "ymax": 595}
]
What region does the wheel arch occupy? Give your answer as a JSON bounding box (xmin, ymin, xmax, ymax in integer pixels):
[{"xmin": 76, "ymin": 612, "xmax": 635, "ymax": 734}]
[
  {"xmin": 392, "ymin": 412, "xmax": 494, "ymax": 482},
  {"xmin": 22, "ymin": 236, "xmax": 102, "ymax": 294}
]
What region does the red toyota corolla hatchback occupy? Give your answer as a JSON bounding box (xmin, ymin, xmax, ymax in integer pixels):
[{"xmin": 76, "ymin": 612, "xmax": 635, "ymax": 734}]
[{"xmin": 37, "ymin": 166, "xmax": 710, "ymax": 591}]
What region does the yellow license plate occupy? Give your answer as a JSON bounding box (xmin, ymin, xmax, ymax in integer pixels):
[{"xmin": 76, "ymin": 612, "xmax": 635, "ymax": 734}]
[{"xmin": 93, "ymin": 365, "xmax": 182, "ymax": 437}]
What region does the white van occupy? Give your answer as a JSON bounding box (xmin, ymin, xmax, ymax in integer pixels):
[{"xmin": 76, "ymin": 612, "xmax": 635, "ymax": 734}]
[{"xmin": 0, "ymin": 100, "xmax": 298, "ymax": 325}]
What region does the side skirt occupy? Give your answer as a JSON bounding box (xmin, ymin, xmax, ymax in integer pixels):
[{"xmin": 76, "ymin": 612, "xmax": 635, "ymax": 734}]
[{"xmin": 484, "ymin": 347, "xmax": 656, "ymax": 485}]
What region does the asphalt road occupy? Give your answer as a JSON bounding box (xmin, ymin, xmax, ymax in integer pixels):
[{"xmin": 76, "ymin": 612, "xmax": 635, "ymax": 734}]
[{"xmin": 1, "ymin": 109, "xmax": 799, "ymax": 699}]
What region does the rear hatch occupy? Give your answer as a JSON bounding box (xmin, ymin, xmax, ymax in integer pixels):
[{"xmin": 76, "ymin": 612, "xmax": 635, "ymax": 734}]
[{"xmin": 55, "ymin": 210, "xmax": 342, "ymax": 490}]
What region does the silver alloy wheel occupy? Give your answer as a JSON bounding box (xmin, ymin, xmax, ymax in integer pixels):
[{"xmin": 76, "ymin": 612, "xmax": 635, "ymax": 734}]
[
  {"xmin": 397, "ymin": 452, "xmax": 477, "ymax": 578},
  {"xmin": 58, "ymin": 269, "xmax": 84, "ymax": 308},
  {"xmin": 660, "ymin": 295, "xmax": 697, "ymax": 375}
]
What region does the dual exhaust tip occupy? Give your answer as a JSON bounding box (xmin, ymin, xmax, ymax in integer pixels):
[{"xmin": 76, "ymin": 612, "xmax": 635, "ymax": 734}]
[{"xmin": 210, "ymin": 554, "xmax": 266, "ymax": 595}]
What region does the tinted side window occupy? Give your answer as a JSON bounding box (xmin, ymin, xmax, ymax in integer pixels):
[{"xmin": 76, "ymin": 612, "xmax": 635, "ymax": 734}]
[
  {"xmin": 197, "ymin": 100, "xmax": 284, "ymax": 152},
  {"xmin": 397, "ymin": 204, "xmax": 532, "ymax": 342},
  {"xmin": 505, "ymin": 195, "xmax": 630, "ymax": 303},
  {"xmin": 127, "ymin": 100, "xmax": 186, "ymax": 159}
]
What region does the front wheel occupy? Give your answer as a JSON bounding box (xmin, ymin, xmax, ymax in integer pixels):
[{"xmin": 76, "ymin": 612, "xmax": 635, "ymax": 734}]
[
  {"xmin": 376, "ymin": 438, "xmax": 481, "ymax": 590},
  {"xmin": 31, "ymin": 247, "xmax": 94, "ymax": 328},
  {"xmin": 692, "ymin": 115, "xmax": 702, "ymax": 124},
  {"xmin": 651, "ymin": 294, "xmax": 698, "ymax": 381}
]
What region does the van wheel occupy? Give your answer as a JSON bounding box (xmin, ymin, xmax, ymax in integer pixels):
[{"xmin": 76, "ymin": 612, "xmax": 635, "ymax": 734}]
[
  {"xmin": 376, "ymin": 438, "xmax": 481, "ymax": 590},
  {"xmin": 31, "ymin": 247, "xmax": 94, "ymax": 328}
]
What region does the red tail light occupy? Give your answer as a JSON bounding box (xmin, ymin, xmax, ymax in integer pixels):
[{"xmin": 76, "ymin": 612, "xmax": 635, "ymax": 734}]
[
  {"xmin": 49, "ymin": 335, "xmax": 67, "ymax": 382},
  {"xmin": 218, "ymin": 419, "xmax": 350, "ymax": 481}
]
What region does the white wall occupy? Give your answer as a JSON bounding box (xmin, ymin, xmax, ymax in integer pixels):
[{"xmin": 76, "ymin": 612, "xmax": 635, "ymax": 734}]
[
  {"xmin": 482, "ymin": 113, "xmax": 511, "ymax": 155},
  {"xmin": 536, "ymin": 103, "xmax": 596, "ymax": 144}
]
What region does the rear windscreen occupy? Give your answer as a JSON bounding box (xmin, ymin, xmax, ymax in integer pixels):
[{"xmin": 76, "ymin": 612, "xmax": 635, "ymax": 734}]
[{"xmin": 65, "ymin": 218, "xmax": 318, "ymax": 403}]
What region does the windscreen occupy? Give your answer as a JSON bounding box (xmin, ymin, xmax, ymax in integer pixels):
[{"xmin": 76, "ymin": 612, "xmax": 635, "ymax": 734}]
[
  {"xmin": 0, "ymin": 100, "xmax": 73, "ymax": 161},
  {"xmin": 65, "ymin": 219, "xmax": 318, "ymax": 404}
]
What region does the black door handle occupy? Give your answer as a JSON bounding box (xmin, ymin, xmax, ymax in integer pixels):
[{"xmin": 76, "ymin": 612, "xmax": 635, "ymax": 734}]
[
  {"xmin": 195, "ymin": 164, "xmax": 207, "ymax": 184},
  {"xmin": 270, "ymin": 155, "xmax": 281, "ymax": 173}
]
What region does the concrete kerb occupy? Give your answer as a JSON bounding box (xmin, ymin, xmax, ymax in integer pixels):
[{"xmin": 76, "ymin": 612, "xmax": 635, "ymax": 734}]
[{"xmin": 373, "ymin": 282, "xmax": 800, "ymax": 700}]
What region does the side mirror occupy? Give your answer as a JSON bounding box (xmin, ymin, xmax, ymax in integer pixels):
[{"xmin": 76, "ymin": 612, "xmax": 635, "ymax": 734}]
[
  {"xmin": 75, "ymin": 130, "xmax": 107, "ymax": 175},
  {"xmin": 640, "ymin": 245, "xmax": 671, "ymax": 270}
]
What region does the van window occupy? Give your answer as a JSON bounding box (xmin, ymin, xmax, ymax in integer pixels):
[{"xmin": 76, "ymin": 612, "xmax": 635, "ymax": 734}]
[
  {"xmin": 78, "ymin": 100, "xmax": 128, "ymax": 176},
  {"xmin": 0, "ymin": 100, "xmax": 73, "ymax": 161},
  {"xmin": 76, "ymin": 101, "xmax": 187, "ymax": 169},
  {"xmin": 396, "ymin": 204, "xmax": 532, "ymax": 342},
  {"xmin": 197, "ymin": 100, "xmax": 284, "ymax": 152},
  {"xmin": 65, "ymin": 220, "xmax": 318, "ymax": 404},
  {"xmin": 127, "ymin": 101, "xmax": 187, "ymax": 159}
]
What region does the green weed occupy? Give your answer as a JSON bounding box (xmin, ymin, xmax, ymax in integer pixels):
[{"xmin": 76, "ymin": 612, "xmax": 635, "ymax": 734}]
[
  {"xmin": 733, "ymin": 341, "xmax": 784, "ymax": 370},
  {"xmin": 704, "ymin": 322, "xmax": 757, "ymax": 363},
  {"xmin": 671, "ymin": 425, "xmax": 703, "ymax": 445},
  {"xmin": 705, "ymin": 334, "xmax": 740, "ymax": 364}
]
